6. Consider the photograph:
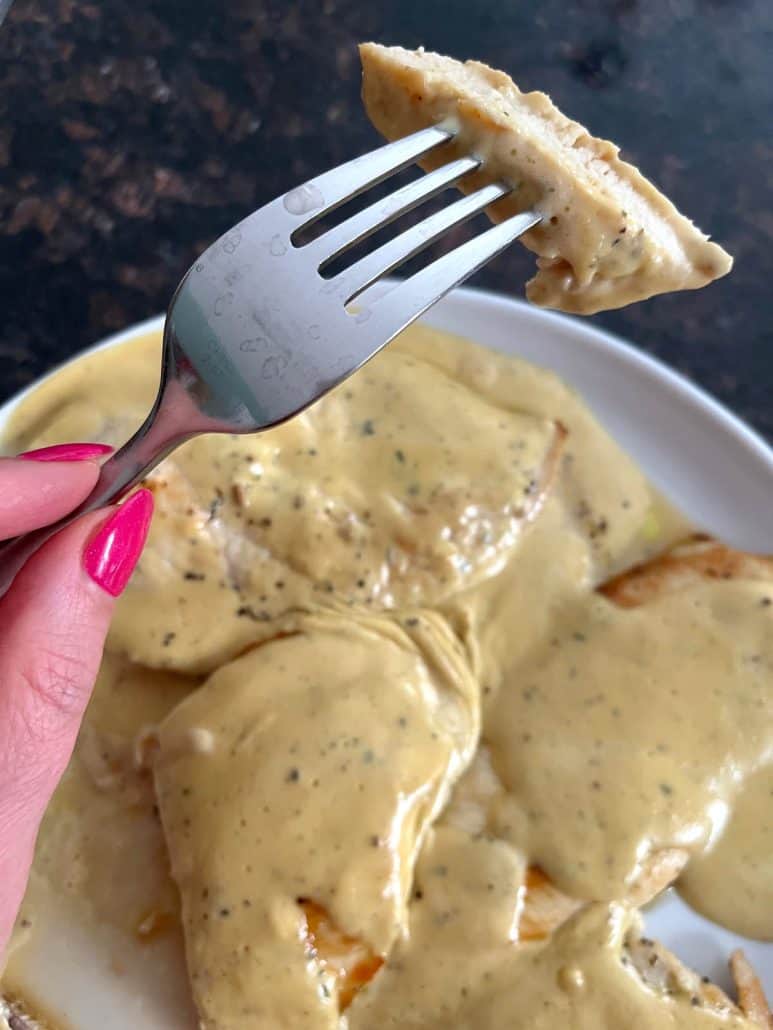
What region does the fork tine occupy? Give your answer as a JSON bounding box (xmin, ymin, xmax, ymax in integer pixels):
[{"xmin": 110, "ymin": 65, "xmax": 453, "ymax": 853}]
[
  {"xmin": 282, "ymin": 125, "xmax": 454, "ymax": 228},
  {"xmin": 306, "ymin": 155, "xmax": 481, "ymax": 269},
  {"xmin": 335, "ymin": 182, "xmax": 512, "ymax": 304},
  {"xmin": 362, "ymin": 210, "xmax": 542, "ymax": 343}
]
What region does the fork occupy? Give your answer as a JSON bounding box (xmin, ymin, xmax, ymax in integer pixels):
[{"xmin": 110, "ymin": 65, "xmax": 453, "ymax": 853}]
[{"xmin": 0, "ymin": 125, "xmax": 540, "ymax": 597}]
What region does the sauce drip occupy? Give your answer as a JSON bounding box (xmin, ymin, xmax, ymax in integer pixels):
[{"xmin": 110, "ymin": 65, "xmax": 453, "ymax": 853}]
[
  {"xmin": 2, "ymin": 323, "xmax": 770, "ymax": 1027},
  {"xmin": 680, "ymin": 763, "xmax": 773, "ymax": 941}
]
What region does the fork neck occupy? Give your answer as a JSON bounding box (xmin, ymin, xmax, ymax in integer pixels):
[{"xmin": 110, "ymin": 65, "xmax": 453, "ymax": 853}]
[{"xmin": 89, "ymin": 380, "xmax": 201, "ymax": 505}]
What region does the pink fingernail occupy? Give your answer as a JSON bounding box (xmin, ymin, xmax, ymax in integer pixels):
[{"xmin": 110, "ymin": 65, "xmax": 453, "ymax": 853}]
[
  {"xmin": 83, "ymin": 489, "xmax": 154, "ymax": 597},
  {"xmin": 19, "ymin": 442, "xmax": 114, "ymax": 462}
]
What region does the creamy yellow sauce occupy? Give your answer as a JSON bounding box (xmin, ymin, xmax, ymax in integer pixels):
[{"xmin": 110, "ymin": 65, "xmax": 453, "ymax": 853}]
[
  {"xmin": 2, "ymin": 324, "xmax": 770, "ymax": 1029},
  {"xmin": 2, "ymin": 330, "xmax": 557, "ymax": 675},
  {"xmin": 154, "ymin": 610, "xmax": 478, "ymax": 1030},
  {"xmin": 5, "ymin": 654, "xmax": 193, "ymax": 958},
  {"xmin": 348, "ymin": 828, "xmax": 752, "ymax": 1029},
  {"xmin": 680, "ymin": 763, "xmax": 773, "ymax": 941},
  {"xmin": 482, "ymin": 580, "xmax": 773, "ymax": 901},
  {"xmin": 2, "ymin": 653, "xmax": 198, "ymax": 1026}
]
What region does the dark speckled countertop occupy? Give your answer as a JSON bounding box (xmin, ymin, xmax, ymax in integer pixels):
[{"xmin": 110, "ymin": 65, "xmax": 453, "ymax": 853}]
[{"xmin": 0, "ymin": 0, "xmax": 771, "ymax": 439}]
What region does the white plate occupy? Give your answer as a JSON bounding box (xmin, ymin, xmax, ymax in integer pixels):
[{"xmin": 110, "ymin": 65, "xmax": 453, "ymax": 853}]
[{"xmin": 1, "ymin": 285, "xmax": 771, "ymax": 1026}]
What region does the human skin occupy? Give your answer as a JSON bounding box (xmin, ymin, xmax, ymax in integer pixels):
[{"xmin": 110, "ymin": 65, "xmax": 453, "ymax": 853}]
[{"xmin": 0, "ymin": 446, "xmax": 153, "ymax": 952}]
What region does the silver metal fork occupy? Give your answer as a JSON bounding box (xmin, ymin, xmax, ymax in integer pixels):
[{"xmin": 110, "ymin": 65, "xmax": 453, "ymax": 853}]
[{"xmin": 0, "ymin": 125, "xmax": 540, "ymax": 596}]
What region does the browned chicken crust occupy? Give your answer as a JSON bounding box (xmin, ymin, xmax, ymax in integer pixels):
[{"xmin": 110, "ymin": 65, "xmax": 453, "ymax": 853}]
[
  {"xmin": 291, "ymin": 538, "xmax": 773, "ymax": 1017},
  {"xmin": 730, "ymin": 951, "xmax": 773, "ymax": 1029},
  {"xmin": 600, "ymin": 536, "xmax": 773, "ymax": 608}
]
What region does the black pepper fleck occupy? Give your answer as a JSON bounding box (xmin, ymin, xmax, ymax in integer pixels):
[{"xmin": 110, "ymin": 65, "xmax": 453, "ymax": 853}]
[{"xmin": 237, "ymin": 605, "xmax": 271, "ymax": 622}]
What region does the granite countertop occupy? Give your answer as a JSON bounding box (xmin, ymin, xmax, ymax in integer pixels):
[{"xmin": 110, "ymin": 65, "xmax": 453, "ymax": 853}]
[{"xmin": 0, "ymin": 0, "xmax": 770, "ymax": 439}]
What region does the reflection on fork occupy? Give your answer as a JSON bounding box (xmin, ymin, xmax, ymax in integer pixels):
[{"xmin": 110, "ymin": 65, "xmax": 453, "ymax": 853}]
[{"xmin": 0, "ymin": 125, "xmax": 540, "ymax": 597}]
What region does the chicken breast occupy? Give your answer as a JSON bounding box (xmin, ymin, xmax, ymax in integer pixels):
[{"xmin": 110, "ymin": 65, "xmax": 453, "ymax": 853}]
[
  {"xmin": 3, "ymin": 327, "xmax": 560, "ymax": 675},
  {"xmin": 152, "ymin": 609, "xmax": 478, "ymax": 1030},
  {"xmin": 273, "ymin": 825, "xmax": 769, "ymax": 1028},
  {"xmin": 600, "ymin": 536, "xmax": 773, "ymax": 607},
  {"xmin": 480, "ymin": 539, "xmax": 773, "ymax": 900},
  {"xmin": 360, "ymin": 43, "xmax": 732, "ymax": 314},
  {"xmin": 348, "ymin": 828, "xmax": 764, "ymax": 1029}
]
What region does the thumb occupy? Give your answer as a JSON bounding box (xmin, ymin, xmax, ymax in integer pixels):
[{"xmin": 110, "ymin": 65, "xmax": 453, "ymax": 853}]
[{"xmin": 0, "ymin": 489, "xmax": 153, "ymax": 950}]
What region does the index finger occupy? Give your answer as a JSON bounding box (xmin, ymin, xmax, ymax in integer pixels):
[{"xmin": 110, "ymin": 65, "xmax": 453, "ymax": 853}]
[{"xmin": 0, "ymin": 445, "xmax": 111, "ymax": 539}]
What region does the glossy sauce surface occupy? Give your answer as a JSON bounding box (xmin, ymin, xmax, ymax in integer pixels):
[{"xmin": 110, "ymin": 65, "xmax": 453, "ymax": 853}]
[
  {"xmin": 153, "ymin": 611, "xmax": 478, "ymax": 1029},
  {"xmin": 679, "ymin": 763, "xmax": 773, "ymax": 942},
  {"xmin": 3, "ymin": 330, "xmax": 557, "ymax": 675},
  {"xmin": 2, "ymin": 324, "xmax": 770, "ymax": 1028},
  {"xmin": 481, "ymin": 581, "xmax": 773, "ymax": 901},
  {"xmin": 5, "ymin": 655, "xmax": 191, "ymax": 937},
  {"xmin": 348, "ymin": 829, "xmax": 753, "ymax": 1030}
]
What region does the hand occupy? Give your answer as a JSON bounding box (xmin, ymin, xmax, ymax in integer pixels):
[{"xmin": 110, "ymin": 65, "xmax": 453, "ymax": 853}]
[{"xmin": 0, "ymin": 443, "xmax": 154, "ymax": 953}]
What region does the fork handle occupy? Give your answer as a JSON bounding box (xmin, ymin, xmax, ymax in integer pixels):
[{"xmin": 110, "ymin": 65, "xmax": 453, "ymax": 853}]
[{"xmin": 0, "ymin": 396, "xmax": 194, "ymax": 600}]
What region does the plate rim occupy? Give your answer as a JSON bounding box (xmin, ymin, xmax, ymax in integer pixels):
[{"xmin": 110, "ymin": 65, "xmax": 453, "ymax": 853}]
[
  {"xmin": 1, "ymin": 284, "xmax": 771, "ymax": 1017},
  {"xmin": 1, "ymin": 287, "xmax": 772, "ymax": 473}
]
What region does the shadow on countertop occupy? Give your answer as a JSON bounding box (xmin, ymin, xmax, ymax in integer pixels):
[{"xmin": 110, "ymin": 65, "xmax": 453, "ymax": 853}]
[{"xmin": 0, "ymin": 0, "xmax": 770, "ymax": 440}]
